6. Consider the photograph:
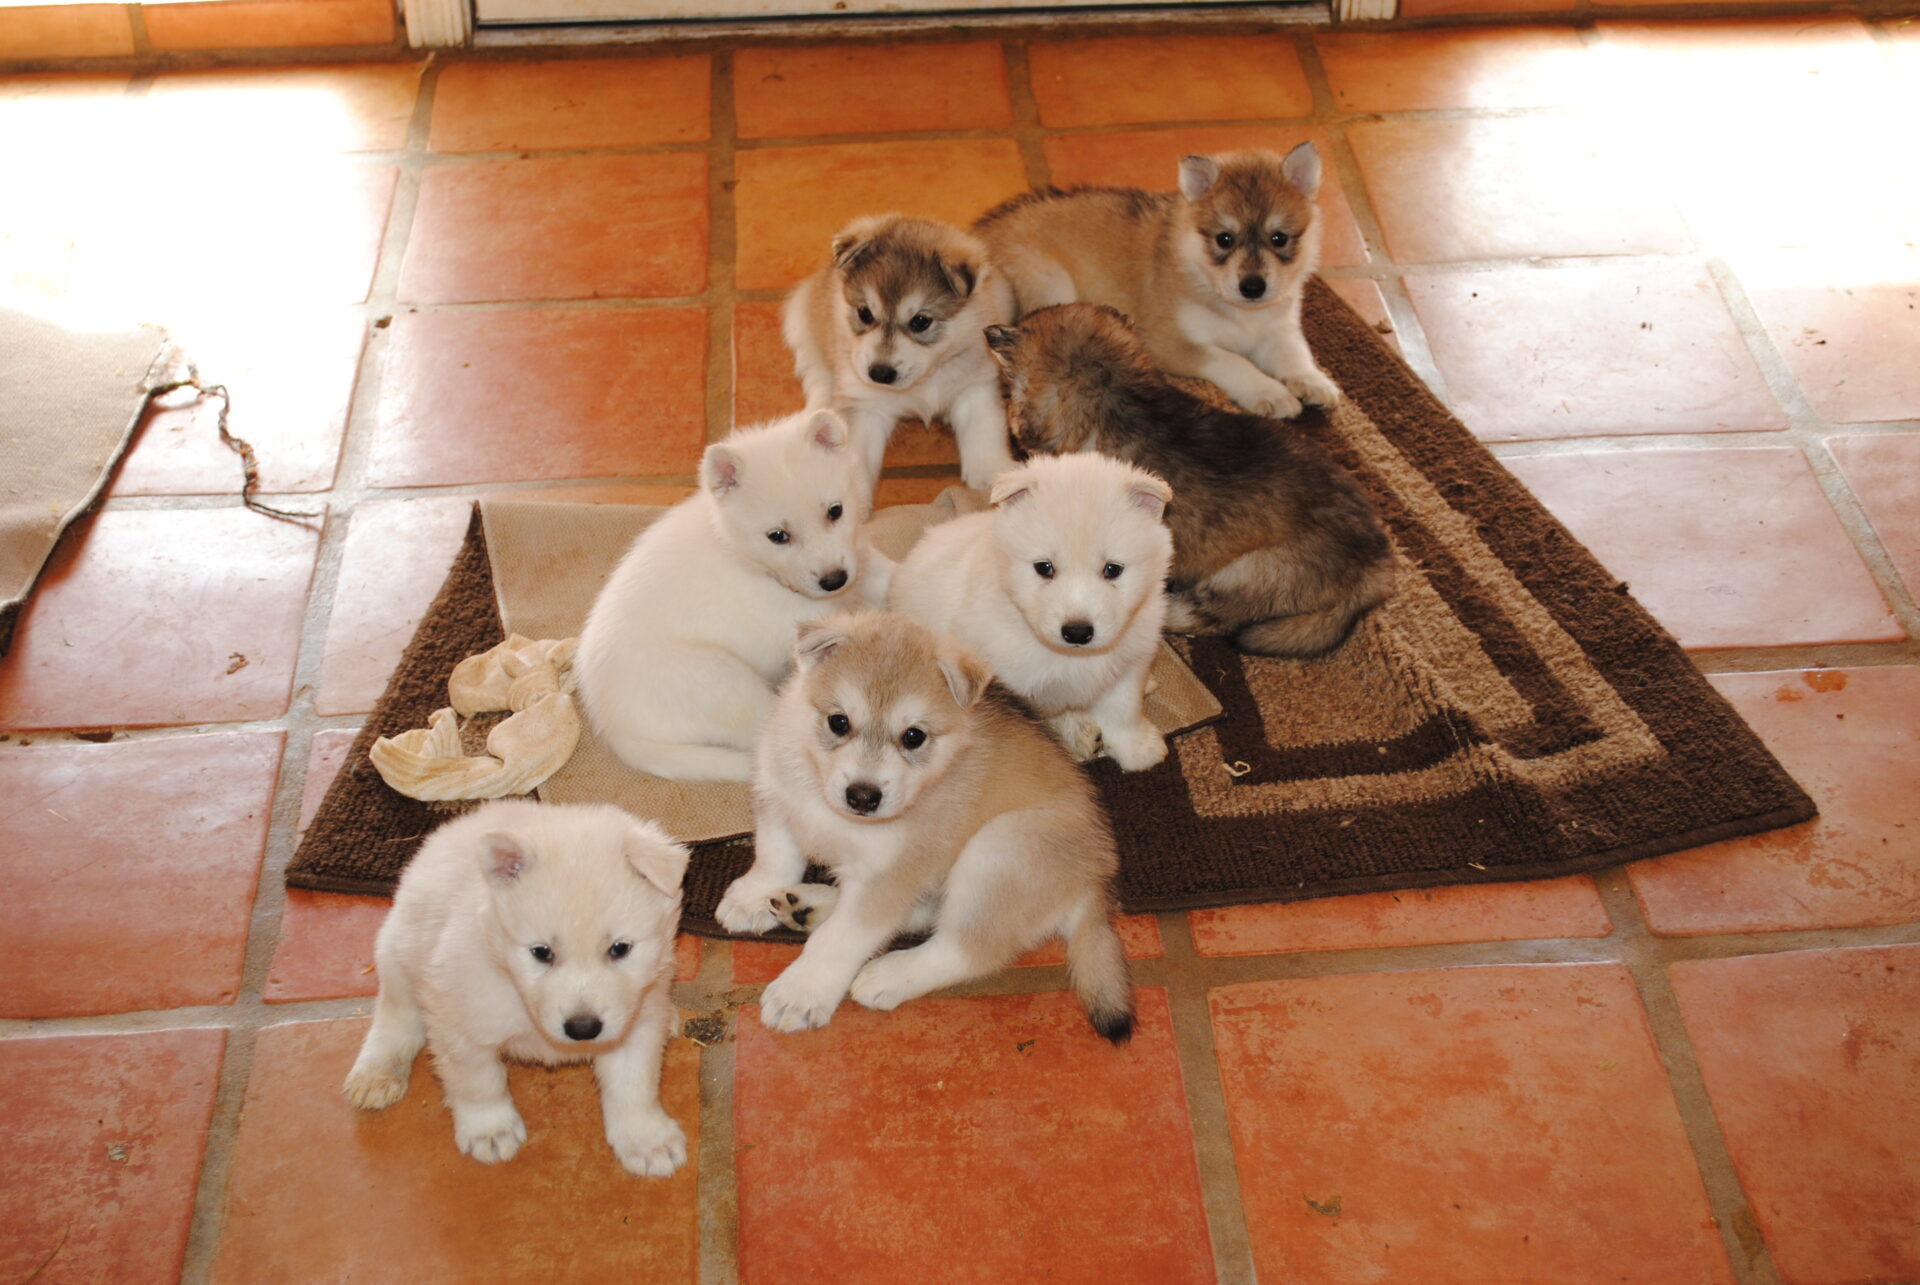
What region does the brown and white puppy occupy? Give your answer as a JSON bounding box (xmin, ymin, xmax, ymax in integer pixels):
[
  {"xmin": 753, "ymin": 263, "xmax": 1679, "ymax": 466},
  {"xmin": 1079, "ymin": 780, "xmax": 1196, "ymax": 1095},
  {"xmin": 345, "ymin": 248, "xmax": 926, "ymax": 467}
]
[
  {"xmin": 784, "ymin": 214, "xmax": 1019, "ymax": 491},
  {"xmin": 976, "ymin": 144, "xmax": 1338, "ymax": 420},
  {"xmin": 987, "ymin": 303, "xmax": 1394, "ymax": 657},
  {"xmin": 714, "ymin": 612, "xmax": 1134, "ymax": 1043}
]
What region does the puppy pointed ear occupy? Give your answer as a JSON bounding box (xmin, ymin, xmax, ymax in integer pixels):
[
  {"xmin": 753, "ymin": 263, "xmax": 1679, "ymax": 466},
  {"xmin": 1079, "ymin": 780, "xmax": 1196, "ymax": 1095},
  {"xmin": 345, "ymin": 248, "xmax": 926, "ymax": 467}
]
[
  {"xmin": 702, "ymin": 443, "xmax": 743, "ymax": 497},
  {"xmin": 1128, "ymin": 471, "xmax": 1174, "ymax": 523},
  {"xmin": 988, "ymin": 467, "xmax": 1034, "ymax": 508},
  {"xmin": 982, "ymin": 324, "xmax": 1019, "ymax": 366},
  {"xmin": 623, "ymin": 822, "xmax": 690, "ymax": 897},
  {"xmin": 938, "ymin": 255, "xmax": 978, "ymax": 301},
  {"xmin": 794, "ymin": 618, "xmax": 850, "ymax": 669},
  {"xmin": 1178, "ymin": 154, "xmax": 1220, "ymax": 202},
  {"xmin": 806, "ymin": 408, "xmax": 850, "ymax": 453},
  {"xmin": 938, "ymin": 645, "xmax": 993, "ymax": 710},
  {"xmin": 480, "ymin": 831, "xmax": 534, "ymax": 884},
  {"xmin": 1281, "ymin": 141, "xmax": 1322, "ymax": 198},
  {"xmin": 831, "ymin": 217, "xmax": 884, "ymax": 272}
]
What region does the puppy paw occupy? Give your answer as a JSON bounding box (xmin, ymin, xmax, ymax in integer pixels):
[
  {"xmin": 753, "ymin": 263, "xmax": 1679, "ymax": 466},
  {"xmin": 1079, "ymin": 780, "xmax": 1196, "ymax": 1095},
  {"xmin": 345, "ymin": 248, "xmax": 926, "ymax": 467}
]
[
  {"xmin": 453, "ymin": 1102, "xmax": 527, "ymax": 1164},
  {"xmin": 759, "ymin": 965, "xmax": 844, "ymax": 1033},
  {"xmin": 342, "ymin": 1059, "xmax": 410, "ymax": 1110},
  {"xmin": 717, "ymin": 876, "xmax": 786, "ymax": 935},
  {"xmin": 1282, "ymin": 370, "xmax": 1341, "ymax": 410},
  {"xmin": 1236, "ymin": 375, "xmax": 1303, "ymax": 421},
  {"xmin": 769, "ymin": 884, "xmax": 839, "ymax": 934},
  {"xmin": 1103, "ymin": 722, "xmax": 1168, "ymax": 772},
  {"xmin": 962, "ymin": 457, "xmax": 1018, "ymax": 493},
  {"xmin": 1047, "ymin": 712, "xmax": 1102, "ymax": 763},
  {"xmin": 850, "ymin": 952, "xmax": 921, "ymax": 1012},
  {"xmin": 607, "ymin": 1110, "xmax": 688, "ymax": 1179}
]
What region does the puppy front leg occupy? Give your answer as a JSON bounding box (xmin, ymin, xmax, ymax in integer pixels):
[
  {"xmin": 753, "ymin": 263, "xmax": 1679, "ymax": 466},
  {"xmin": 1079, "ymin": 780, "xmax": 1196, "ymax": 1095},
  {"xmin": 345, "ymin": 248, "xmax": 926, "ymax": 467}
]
[
  {"xmin": 947, "ymin": 381, "xmax": 1020, "ymax": 492},
  {"xmin": 1163, "ymin": 341, "xmax": 1303, "ymax": 420},
  {"xmin": 433, "ymin": 1038, "xmax": 526, "ymax": 1164},
  {"xmin": 846, "ymin": 406, "xmax": 897, "ymax": 488},
  {"xmin": 1090, "ymin": 660, "xmax": 1166, "ymax": 771},
  {"xmin": 1253, "ymin": 322, "xmax": 1340, "ymax": 410},
  {"xmin": 596, "ymin": 984, "xmax": 686, "ymax": 1178},
  {"xmin": 343, "ymin": 953, "xmax": 426, "ymax": 1109},
  {"xmin": 716, "ymin": 808, "xmax": 809, "ymax": 935},
  {"xmin": 759, "ymin": 879, "xmax": 909, "ymax": 1032}
]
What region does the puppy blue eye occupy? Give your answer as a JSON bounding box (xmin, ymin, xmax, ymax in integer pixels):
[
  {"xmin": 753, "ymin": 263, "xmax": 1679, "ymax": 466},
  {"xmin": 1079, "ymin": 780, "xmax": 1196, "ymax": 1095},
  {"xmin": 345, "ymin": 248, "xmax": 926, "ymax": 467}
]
[
  {"xmin": 826, "ymin": 504, "xmax": 843, "ymax": 522},
  {"xmin": 827, "ymin": 713, "xmax": 851, "ymax": 736},
  {"xmin": 530, "ymin": 945, "xmax": 554, "ymax": 964},
  {"xmin": 1270, "ymin": 231, "xmax": 1290, "ymax": 248},
  {"xmin": 1103, "ymin": 563, "xmax": 1124, "ymax": 580},
  {"xmin": 608, "ymin": 941, "xmax": 632, "ymax": 960},
  {"xmin": 1033, "ymin": 561, "xmax": 1054, "ymax": 579},
  {"xmin": 856, "ymin": 306, "xmax": 874, "ymax": 326},
  {"xmin": 908, "ymin": 315, "xmax": 932, "ymax": 333},
  {"xmin": 1214, "ymin": 232, "xmax": 1234, "ymax": 250},
  {"xmin": 767, "ymin": 529, "xmax": 789, "ymax": 545},
  {"xmin": 900, "ymin": 727, "xmax": 927, "ymax": 750}
]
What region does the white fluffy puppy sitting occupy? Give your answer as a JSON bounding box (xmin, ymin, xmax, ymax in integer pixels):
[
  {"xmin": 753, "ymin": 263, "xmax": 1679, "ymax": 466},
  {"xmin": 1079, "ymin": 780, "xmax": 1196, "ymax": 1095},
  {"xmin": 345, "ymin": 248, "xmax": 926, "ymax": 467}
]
[
  {"xmin": 575, "ymin": 408, "xmax": 886, "ymax": 782},
  {"xmin": 889, "ymin": 452, "xmax": 1174, "ymax": 770},
  {"xmin": 343, "ymin": 801, "xmax": 690, "ymax": 1178}
]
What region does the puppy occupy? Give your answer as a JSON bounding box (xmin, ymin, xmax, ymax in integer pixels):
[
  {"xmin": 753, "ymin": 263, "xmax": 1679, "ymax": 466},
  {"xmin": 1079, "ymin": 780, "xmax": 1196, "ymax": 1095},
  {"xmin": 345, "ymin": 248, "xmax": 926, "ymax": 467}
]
[
  {"xmin": 975, "ymin": 144, "xmax": 1338, "ymax": 420},
  {"xmin": 783, "ymin": 213, "xmax": 1019, "ymax": 491},
  {"xmin": 888, "ymin": 452, "xmax": 1173, "ymax": 770},
  {"xmin": 575, "ymin": 408, "xmax": 887, "ymax": 782},
  {"xmin": 987, "ymin": 304, "xmax": 1393, "ymax": 657},
  {"xmin": 715, "ymin": 612, "xmax": 1135, "ymax": 1042},
  {"xmin": 343, "ymin": 801, "xmax": 690, "ymax": 1177}
]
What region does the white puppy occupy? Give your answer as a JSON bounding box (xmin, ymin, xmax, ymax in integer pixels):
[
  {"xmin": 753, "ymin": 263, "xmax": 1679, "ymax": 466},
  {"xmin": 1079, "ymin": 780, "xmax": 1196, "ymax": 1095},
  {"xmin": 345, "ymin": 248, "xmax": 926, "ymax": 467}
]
[
  {"xmin": 888, "ymin": 452, "xmax": 1174, "ymax": 770},
  {"xmin": 343, "ymin": 800, "xmax": 690, "ymax": 1178},
  {"xmin": 574, "ymin": 409, "xmax": 888, "ymax": 782}
]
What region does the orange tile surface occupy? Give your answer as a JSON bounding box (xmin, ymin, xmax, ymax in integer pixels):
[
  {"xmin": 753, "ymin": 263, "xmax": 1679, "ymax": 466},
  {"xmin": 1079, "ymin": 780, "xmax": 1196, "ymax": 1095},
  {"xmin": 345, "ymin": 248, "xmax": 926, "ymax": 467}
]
[
  {"xmin": 1350, "ymin": 116, "xmax": 1693, "ymax": 264},
  {"xmin": 400, "ymin": 153, "xmax": 708, "ymax": 304},
  {"xmin": 369, "ymin": 306, "xmax": 708, "ymax": 487},
  {"xmin": 0, "ymin": 734, "xmax": 279, "ymax": 1018},
  {"xmin": 1670, "ymin": 946, "xmax": 1920, "ymax": 1285},
  {"xmin": 1211, "ymin": 964, "xmax": 1736, "ymax": 1284},
  {"xmin": 314, "ymin": 497, "xmax": 476, "ymax": 715},
  {"xmin": 428, "ymin": 55, "xmax": 711, "ymax": 152},
  {"xmin": 0, "ymin": 4, "xmax": 133, "ymax": 58},
  {"xmin": 0, "ymin": 508, "xmax": 322, "ymax": 730},
  {"xmin": 1399, "ymin": 0, "xmax": 1571, "ymax": 16},
  {"xmin": 734, "ymin": 41, "xmax": 1012, "ymax": 138},
  {"xmin": 1829, "ymin": 434, "xmax": 1920, "ymax": 596},
  {"xmin": 1734, "ymin": 248, "xmax": 1920, "ymax": 424},
  {"xmin": 730, "ymin": 914, "xmax": 1162, "ymax": 984},
  {"xmin": 1191, "ymin": 877, "xmax": 1612, "ymax": 956},
  {"xmin": 266, "ymin": 890, "xmax": 386, "ymax": 1004},
  {"xmin": 143, "ymin": 0, "xmax": 396, "ymax": 50},
  {"xmin": 211, "ymin": 1017, "xmax": 702, "ymax": 1281},
  {"xmin": 1042, "ymin": 125, "xmax": 1370, "ymax": 268},
  {"xmin": 1504, "ymin": 447, "xmax": 1901, "ymax": 650},
  {"xmin": 734, "ymin": 989, "xmax": 1213, "ymax": 1284},
  {"xmin": 733, "ymin": 138, "xmax": 1028, "ymax": 291},
  {"xmin": 297, "ymin": 728, "xmax": 359, "ymax": 831},
  {"xmin": 1629, "ymin": 668, "xmax": 1920, "ymax": 935},
  {"xmin": 0, "ymin": 1029, "xmax": 225, "ymax": 1285},
  {"xmin": 1027, "ymin": 34, "xmax": 1312, "ymax": 127},
  {"xmin": 731, "ymin": 300, "xmax": 805, "ymax": 426},
  {"xmin": 145, "ymin": 64, "xmax": 423, "ymax": 153},
  {"xmin": 1406, "ymin": 264, "xmax": 1784, "ymax": 440},
  {"xmin": 1316, "ymin": 27, "xmax": 1597, "ymax": 111}
]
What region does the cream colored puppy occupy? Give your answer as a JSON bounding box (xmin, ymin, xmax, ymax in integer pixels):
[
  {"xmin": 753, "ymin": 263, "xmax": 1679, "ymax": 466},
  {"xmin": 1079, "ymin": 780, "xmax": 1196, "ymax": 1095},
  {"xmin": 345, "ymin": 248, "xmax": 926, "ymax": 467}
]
[
  {"xmin": 343, "ymin": 801, "xmax": 690, "ymax": 1178},
  {"xmin": 887, "ymin": 452, "xmax": 1174, "ymax": 770}
]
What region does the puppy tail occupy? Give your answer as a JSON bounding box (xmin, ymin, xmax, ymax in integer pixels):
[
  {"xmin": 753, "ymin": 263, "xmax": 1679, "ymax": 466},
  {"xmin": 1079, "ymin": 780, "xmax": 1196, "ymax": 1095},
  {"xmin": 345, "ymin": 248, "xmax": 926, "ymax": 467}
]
[
  {"xmin": 1066, "ymin": 901, "xmax": 1135, "ymax": 1045},
  {"xmin": 1234, "ymin": 563, "xmax": 1395, "ymax": 659},
  {"xmin": 602, "ymin": 734, "xmax": 754, "ymax": 784}
]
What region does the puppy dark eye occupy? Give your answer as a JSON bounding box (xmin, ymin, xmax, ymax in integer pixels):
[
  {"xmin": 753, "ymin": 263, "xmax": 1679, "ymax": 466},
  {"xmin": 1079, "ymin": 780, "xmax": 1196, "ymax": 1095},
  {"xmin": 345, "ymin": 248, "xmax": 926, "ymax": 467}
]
[
  {"xmin": 856, "ymin": 306, "xmax": 874, "ymax": 326},
  {"xmin": 900, "ymin": 727, "xmax": 927, "ymax": 750},
  {"xmin": 607, "ymin": 941, "xmax": 632, "ymax": 960},
  {"xmin": 530, "ymin": 945, "xmax": 554, "ymax": 964},
  {"xmin": 827, "ymin": 712, "xmax": 851, "ymax": 736},
  {"xmin": 1270, "ymin": 230, "xmax": 1290, "ymax": 248},
  {"xmin": 1103, "ymin": 563, "xmax": 1124, "ymax": 580},
  {"xmin": 1033, "ymin": 561, "xmax": 1054, "ymax": 580},
  {"xmin": 767, "ymin": 529, "xmax": 789, "ymax": 545},
  {"xmin": 826, "ymin": 504, "xmax": 843, "ymax": 522},
  {"xmin": 908, "ymin": 314, "xmax": 932, "ymax": 334},
  {"xmin": 1214, "ymin": 231, "xmax": 1234, "ymax": 250}
]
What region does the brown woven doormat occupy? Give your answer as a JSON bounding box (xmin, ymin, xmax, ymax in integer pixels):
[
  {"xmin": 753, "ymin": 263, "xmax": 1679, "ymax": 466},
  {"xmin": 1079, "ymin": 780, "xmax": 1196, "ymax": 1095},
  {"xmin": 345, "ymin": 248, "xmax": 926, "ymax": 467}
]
[{"xmin": 288, "ymin": 278, "xmax": 1814, "ymax": 937}]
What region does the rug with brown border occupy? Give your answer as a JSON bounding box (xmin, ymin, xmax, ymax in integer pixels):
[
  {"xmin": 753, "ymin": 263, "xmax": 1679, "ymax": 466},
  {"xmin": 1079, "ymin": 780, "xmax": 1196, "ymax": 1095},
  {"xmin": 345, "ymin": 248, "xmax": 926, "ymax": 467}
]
[{"xmin": 287, "ymin": 278, "xmax": 1815, "ymax": 938}]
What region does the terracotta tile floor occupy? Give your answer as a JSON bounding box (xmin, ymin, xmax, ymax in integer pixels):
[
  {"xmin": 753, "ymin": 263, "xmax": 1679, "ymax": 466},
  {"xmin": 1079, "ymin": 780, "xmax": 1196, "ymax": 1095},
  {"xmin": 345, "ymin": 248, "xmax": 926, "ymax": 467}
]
[{"xmin": 1, "ymin": 19, "xmax": 1916, "ymax": 1283}]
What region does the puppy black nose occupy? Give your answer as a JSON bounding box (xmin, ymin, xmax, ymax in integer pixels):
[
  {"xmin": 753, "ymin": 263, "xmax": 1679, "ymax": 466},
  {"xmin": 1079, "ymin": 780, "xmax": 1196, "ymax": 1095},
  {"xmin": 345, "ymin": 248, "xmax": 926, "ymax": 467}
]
[
  {"xmin": 563, "ymin": 1016, "xmax": 602, "ymax": 1042},
  {"xmin": 1239, "ymin": 276, "xmax": 1267, "ymax": 300},
  {"xmin": 818, "ymin": 568, "xmax": 848, "ymax": 593},
  {"xmin": 867, "ymin": 364, "xmax": 897, "ymax": 385},
  {"xmin": 845, "ymin": 783, "xmax": 883, "ymax": 814},
  {"xmin": 1061, "ymin": 621, "xmax": 1096, "ymax": 646}
]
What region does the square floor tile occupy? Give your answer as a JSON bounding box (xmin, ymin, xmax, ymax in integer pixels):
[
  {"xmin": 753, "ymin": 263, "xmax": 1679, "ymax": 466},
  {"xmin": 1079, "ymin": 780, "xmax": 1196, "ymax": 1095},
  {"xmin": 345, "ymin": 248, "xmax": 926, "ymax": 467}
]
[
  {"xmin": 113, "ymin": 310, "xmax": 365, "ymax": 496},
  {"xmin": 734, "ymin": 988, "xmax": 1214, "ymax": 1283},
  {"xmin": 266, "ymin": 890, "xmax": 386, "ymax": 1004},
  {"xmin": 1594, "ymin": 18, "xmax": 1895, "ymax": 119},
  {"xmin": 1192, "ymin": 877, "xmax": 1611, "ymax": 956},
  {"xmin": 144, "ymin": 63, "xmax": 422, "ymax": 152},
  {"xmin": 1670, "ymin": 946, "xmax": 1920, "ymax": 1285},
  {"xmin": 298, "ymin": 727, "xmax": 359, "ymax": 831},
  {"xmin": 1211, "ymin": 964, "xmax": 1735, "ymax": 1284},
  {"xmin": 1042, "ymin": 125, "xmax": 1369, "ymax": 268},
  {"xmin": 0, "ymin": 1029, "xmax": 224, "ymax": 1284},
  {"xmin": 1316, "ymin": 28, "xmax": 1598, "ymax": 111},
  {"xmin": 1400, "ymin": 0, "xmax": 1570, "ymax": 17},
  {"xmin": 1027, "ymin": 34, "xmax": 1311, "ymax": 127},
  {"xmin": 1503, "ymin": 447, "xmax": 1901, "ymax": 649},
  {"xmin": 210, "ymin": 1017, "xmax": 701, "ymax": 1281},
  {"xmin": 428, "ymin": 55, "xmax": 711, "ymax": 152},
  {"xmin": 369, "ymin": 307, "xmax": 708, "ymax": 487},
  {"xmin": 1407, "ymin": 264, "xmax": 1784, "ymax": 440},
  {"xmin": 730, "ymin": 914, "xmax": 1163, "ymax": 984},
  {"xmin": 1733, "ymin": 247, "xmax": 1920, "ymax": 424},
  {"xmin": 1628, "ymin": 667, "xmax": 1920, "ymax": 934},
  {"xmin": 733, "ymin": 139, "xmax": 1028, "ymax": 291},
  {"xmin": 734, "ymin": 41, "xmax": 1012, "ymax": 138},
  {"xmin": 0, "ymin": 733, "xmax": 279, "ymax": 1017},
  {"xmin": 0, "ymin": 5, "xmax": 134, "ymax": 57},
  {"xmin": 1349, "ymin": 116, "xmax": 1692, "ymax": 264},
  {"xmin": 0, "ymin": 508, "xmax": 322, "ymax": 729},
  {"xmin": 1323, "ymin": 276, "xmax": 1401, "ymax": 352},
  {"xmin": 1829, "ymin": 434, "xmax": 1920, "ymax": 596},
  {"xmin": 143, "ymin": 0, "xmax": 395, "ymax": 51},
  {"xmin": 399, "ymin": 153, "xmax": 708, "ymax": 304},
  {"xmin": 314, "ymin": 498, "xmax": 474, "ymax": 715}
]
